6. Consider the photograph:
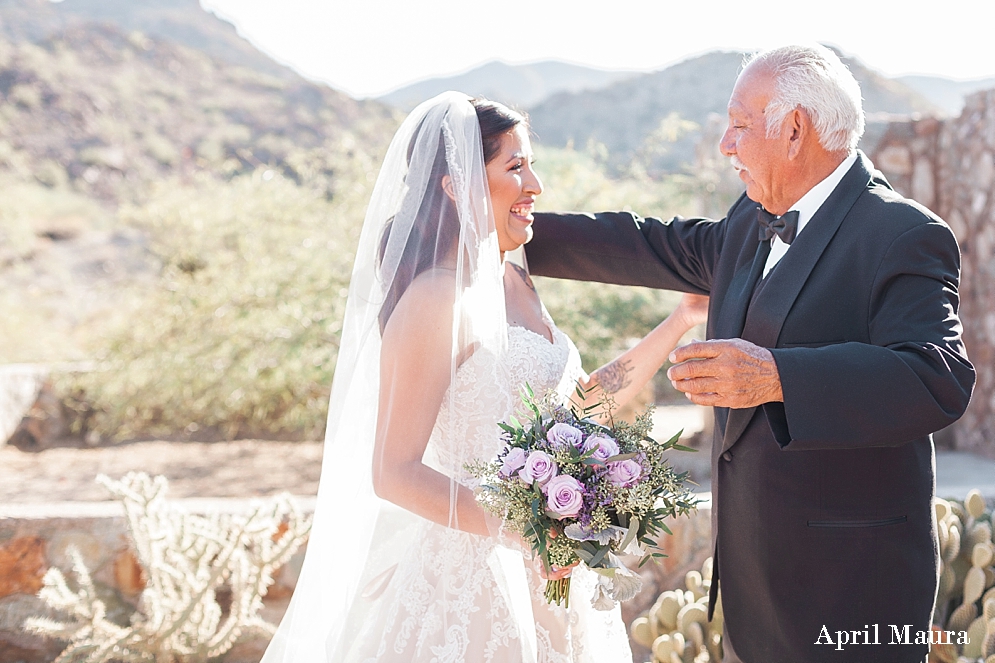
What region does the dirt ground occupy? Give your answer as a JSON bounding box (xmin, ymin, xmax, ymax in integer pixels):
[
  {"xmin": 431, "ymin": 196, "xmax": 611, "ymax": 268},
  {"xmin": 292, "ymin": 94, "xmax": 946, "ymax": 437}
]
[
  {"xmin": 0, "ymin": 406, "xmax": 708, "ymax": 504},
  {"xmin": 0, "ymin": 439, "xmax": 324, "ymax": 503}
]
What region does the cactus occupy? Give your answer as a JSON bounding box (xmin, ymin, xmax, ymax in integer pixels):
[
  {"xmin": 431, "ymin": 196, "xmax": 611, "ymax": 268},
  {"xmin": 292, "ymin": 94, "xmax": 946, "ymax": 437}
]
[
  {"xmin": 969, "ymin": 523, "xmax": 993, "ymax": 548},
  {"xmin": 656, "ymin": 593, "xmax": 682, "ymax": 632},
  {"xmin": 628, "ymin": 490, "xmax": 992, "ymax": 663},
  {"xmin": 951, "ymin": 604, "xmax": 980, "ymax": 634},
  {"xmin": 965, "ymin": 618, "xmax": 987, "ymax": 659},
  {"xmin": 967, "ymin": 491, "xmax": 987, "ymax": 520},
  {"xmin": 967, "ymin": 568, "xmax": 988, "ymax": 606},
  {"xmin": 629, "ymin": 557, "xmax": 722, "ymax": 663},
  {"xmin": 985, "ymin": 629, "xmax": 995, "ymax": 660},
  {"xmin": 23, "ymin": 473, "xmax": 311, "ymax": 663},
  {"xmin": 631, "ymin": 616, "xmax": 656, "ymax": 648},
  {"xmin": 930, "ymin": 490, "xmax": 995, "ymax": 663},
  {"xmin": 973, "ymin": 543, "xmax": 994, "ymax": 569},
  {"xmin": 946, "ymin": 524, "xmax": 963, "ymax": 562}
]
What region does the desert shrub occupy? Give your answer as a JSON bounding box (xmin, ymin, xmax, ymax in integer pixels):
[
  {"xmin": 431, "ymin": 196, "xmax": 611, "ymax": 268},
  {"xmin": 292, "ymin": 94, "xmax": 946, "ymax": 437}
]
[
  {"xmin": 0, "ymin": 179, "xmax": 113, "ymax": 363},
  {"xmin": 60, "ymin": 151, "xmax": 377, "ymax": 440},
  {"xmin": 58, "ymin": 140, "xmax": 718, "ymax": 440}
]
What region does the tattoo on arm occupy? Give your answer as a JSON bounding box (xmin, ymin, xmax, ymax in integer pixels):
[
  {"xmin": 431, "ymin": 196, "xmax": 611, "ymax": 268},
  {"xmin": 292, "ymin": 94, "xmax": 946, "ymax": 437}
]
[
  {"xmin": 510, "ymin": 263, "xmax": 537, "ymax": 293},
  {"xmin": 594, "ymin": 359, "xmax": 633, "ymax": 394}
]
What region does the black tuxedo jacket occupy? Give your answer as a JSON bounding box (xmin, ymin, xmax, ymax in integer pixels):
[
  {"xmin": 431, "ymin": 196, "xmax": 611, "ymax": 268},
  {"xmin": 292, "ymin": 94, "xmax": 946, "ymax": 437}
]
[{"xmin": 525, "ymin": 152, "xmax": 975, "ymax": 663}]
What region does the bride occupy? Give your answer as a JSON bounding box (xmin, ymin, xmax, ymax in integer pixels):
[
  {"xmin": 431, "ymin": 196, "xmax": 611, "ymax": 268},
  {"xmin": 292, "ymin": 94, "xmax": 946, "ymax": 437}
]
[{"xmin": 261, "ymin": 92, "xmax": 707, "ymax": 662}]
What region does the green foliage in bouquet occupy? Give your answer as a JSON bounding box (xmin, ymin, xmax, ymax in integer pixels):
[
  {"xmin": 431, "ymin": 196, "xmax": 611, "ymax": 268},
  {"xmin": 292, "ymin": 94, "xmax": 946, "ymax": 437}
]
[
  {"xmin": 467, "ymin": 386, "xmax": 698, "ymax": 608},
  {"xmin": 24, "ymin": 473, "xmax": 311, "ymax": 663}
]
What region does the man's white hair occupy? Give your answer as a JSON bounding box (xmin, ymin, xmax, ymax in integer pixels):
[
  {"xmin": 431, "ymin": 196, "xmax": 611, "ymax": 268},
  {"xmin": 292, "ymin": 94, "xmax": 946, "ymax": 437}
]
[{"xmin": 744, "ymin": 44, "xmax": 864, "ymax": 153}]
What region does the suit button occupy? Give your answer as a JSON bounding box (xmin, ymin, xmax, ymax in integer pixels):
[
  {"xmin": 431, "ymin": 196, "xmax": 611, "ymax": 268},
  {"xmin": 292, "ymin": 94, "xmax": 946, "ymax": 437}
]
[{"xmin": 722, "ymin": 451, "xmax": 733, "ymax": 461}]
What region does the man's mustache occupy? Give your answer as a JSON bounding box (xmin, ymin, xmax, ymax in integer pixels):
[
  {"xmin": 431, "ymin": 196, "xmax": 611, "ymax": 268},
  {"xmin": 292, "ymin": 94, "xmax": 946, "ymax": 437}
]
[{"xmin": 730, "ymin": 156, "xmax": 748, "ymax": 172}]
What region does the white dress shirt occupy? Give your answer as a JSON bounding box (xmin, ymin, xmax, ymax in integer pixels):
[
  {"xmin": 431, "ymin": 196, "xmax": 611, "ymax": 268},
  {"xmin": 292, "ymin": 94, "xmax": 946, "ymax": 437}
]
[{"xmin": 762, "ymin": 152, "xmax": 858, "ymax": 278}]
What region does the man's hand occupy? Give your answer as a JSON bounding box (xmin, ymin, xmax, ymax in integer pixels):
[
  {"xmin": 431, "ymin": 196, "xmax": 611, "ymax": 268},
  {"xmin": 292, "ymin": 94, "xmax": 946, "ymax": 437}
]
[{"xmin": 667, "ymin": 338, "xmax": 783, "ymax": 408}]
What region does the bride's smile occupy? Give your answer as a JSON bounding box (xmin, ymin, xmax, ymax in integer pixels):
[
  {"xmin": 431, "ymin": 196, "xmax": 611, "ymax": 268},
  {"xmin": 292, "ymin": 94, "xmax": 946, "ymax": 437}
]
[{"xmin": 486, "ymin": 123, "xmax": 543, "ymax": 253}]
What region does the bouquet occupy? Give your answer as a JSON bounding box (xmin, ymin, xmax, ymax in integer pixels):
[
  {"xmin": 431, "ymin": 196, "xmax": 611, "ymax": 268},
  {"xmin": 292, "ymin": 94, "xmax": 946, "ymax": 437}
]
[{"xmin": 466, "ymin": 386, "xmax": 697, "ymax": 610}]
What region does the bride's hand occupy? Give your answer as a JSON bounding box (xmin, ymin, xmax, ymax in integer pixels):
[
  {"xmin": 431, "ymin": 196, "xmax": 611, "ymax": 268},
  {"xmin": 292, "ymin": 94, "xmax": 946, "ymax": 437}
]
[
  {"xmin": 672, "ymin": 292, "xmax": 709, "ymax": 330},
  {"xmin": 540, "ymin": 560, "xmax": 579, "ymax": 581}
]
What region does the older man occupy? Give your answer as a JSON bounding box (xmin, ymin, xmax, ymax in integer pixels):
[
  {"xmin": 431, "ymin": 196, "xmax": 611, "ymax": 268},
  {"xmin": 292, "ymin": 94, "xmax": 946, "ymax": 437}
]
[{"xmin": 525, "ymin": 45, "xmax": 975, "ymax": 663}]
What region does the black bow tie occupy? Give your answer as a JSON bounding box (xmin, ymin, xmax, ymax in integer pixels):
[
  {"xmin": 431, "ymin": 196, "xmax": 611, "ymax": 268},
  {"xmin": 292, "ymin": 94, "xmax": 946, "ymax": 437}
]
[{"xmin": 757, "ymin": 208, "xmax": 800, "ymax": 245}]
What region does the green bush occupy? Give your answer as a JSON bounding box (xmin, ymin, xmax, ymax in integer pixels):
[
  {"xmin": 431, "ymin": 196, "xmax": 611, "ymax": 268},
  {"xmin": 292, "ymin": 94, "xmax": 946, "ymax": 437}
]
[
  {"xmin": 0, "ymin": 179, "xmax": 112, "ymax": 364},
  {"xmin": 60, "ymin": 141, "xmax": 726, "ymax": 440},
  {"xmin": 61, "ymin": 155, "xmax": 376, "ymax": 440}
]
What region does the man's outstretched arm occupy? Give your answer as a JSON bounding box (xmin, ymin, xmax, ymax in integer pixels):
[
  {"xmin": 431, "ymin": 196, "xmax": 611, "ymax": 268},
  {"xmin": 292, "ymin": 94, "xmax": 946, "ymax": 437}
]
[{"xmin": 527, "ymin": 207, "xmax": 733, "ymax": 294}]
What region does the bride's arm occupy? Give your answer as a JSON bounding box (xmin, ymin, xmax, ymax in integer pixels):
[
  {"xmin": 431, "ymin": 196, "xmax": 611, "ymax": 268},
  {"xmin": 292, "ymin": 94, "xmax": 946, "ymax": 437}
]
[
  {"xmin": 576, "ymin": 293, "xmax": 709, "ymax": 415},
  {"xmin": 371, "ymin": 270, "xmax": 493, "ymax": 537}
]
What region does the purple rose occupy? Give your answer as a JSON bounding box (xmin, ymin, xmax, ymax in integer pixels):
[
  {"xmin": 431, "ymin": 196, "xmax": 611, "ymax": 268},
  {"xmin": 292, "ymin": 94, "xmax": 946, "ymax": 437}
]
[
  {"xmin": 499, "ymin": 447, "xmax": 527, "ymax": 478},
  {"xmin": 582, "ymin": 433, "xmax": 619, "ymax": 463},
  {"xmin": 519, "ymin": 451, "xmax": 557, "ymax": 485},
  {"xmin": 547, "ymin": 422, "xmax": 584, "ymax": 450},
  {"xmin": 607, "ymin": 459, "xmax": 643, "ymax": 487},
  {"xmin": 545, "ymin": 475, "xmax": 585, "ymax": 519}
]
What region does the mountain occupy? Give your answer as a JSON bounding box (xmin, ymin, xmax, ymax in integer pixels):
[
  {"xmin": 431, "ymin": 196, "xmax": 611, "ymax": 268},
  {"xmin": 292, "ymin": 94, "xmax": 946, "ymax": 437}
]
[
  {"xmin": 0, "ymin": 17, "xmax": 397, "ymax": 201},
  {"xmin": 0, "ymin": 0, "xmax": 292, "ymax": 78},
  {"xmin": 0, "ymin": 1, "xmax": 400, "ymax": 369},
  {"xmin": 897, "ymin": 75, "xmax": 995, "ymax": 115},
  {"xmin": 528, "ymin": 49, "xmax": 942, "ymax": 172},
  {"xmin": 377, "ymin": 60, "xmax": 637, "ymax": 111}
]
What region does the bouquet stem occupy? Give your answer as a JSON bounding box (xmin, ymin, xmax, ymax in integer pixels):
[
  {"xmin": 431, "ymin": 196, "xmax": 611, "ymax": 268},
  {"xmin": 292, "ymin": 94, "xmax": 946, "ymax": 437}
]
[{"xmin": 544, "ymin": 577, "xmax": 570, "ymax": 607}]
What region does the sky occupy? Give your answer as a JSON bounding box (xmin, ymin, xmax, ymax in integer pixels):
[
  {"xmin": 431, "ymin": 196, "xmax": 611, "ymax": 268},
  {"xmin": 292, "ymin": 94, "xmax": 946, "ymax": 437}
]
[{"xmin": 200, "ymin": 0, "xmax": 995, "ymax": 99}]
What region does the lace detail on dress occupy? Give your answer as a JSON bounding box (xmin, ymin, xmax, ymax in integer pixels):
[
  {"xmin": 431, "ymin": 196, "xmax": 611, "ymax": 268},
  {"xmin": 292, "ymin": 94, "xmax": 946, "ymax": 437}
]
[{"xmin": 346, "ymin": 313, "xmax": 631, "ymax": 663}]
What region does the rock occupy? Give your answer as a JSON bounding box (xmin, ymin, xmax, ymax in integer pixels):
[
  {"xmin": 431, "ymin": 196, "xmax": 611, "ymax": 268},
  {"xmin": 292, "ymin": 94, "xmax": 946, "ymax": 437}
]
[
  {"xmin": 0, "ymin": 365, "xmax": 48, "ymax": 448},
  {"xmin": 876, "ymin": 144, "xmax": 912, "ymax": 175},
  {"xmin": 47, "ymin": 531, "xmax": 104, "ymax": 574},
  {"xmin": 0, "ymin": 537, "xmax": 47, "ymax": 598},
  {"xmin": 872, "ymin": 93, "xmax": 995, "ymax": 459},
  {"xmin": 0, "ymin": 594, "xmax": 65, "ymax": 663},
  {"xmin": 10, "ymin": 380, "xmax": 69, "ymax": 450},
  {"xmin": 113, "ymin": 548, "xmax": 146, "ymax": 596},
  {"xmin": 223, "ymin": 638, "xmax": 270, "ymax": 663}
]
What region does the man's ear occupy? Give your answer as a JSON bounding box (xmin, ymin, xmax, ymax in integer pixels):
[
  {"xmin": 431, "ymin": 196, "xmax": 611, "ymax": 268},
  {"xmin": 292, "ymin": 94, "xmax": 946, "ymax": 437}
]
[
  {"xmin": 786, "ymin": 108, "xmax": 808, "ymax": 160},
  {"xmin": 441, "ymin": 174, "xmax": 456, "ymax": 202}
]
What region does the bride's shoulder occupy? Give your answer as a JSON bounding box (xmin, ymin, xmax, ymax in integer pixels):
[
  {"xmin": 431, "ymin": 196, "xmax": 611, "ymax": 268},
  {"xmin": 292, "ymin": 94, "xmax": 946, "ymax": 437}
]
[
  {"xmin": 405, "ymin": 268, "xmax": 458, "ymax": 305},
  {"xmin": 384, "ymin": 268, "xmax": 457, "ymax": 337}
]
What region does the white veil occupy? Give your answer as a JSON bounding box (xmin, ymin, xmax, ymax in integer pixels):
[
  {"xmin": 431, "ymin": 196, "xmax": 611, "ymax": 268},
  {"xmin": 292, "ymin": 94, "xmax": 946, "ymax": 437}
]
[{"xmin": 261, "ymin": 92, "xmax": 513, "ymax": 661}]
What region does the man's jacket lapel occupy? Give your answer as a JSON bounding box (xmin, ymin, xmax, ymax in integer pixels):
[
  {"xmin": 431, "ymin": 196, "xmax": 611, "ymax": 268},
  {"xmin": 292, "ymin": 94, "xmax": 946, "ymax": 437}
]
[{"xmin": 719, "ymin": 153, "xmax": 873, "ymax": 455}]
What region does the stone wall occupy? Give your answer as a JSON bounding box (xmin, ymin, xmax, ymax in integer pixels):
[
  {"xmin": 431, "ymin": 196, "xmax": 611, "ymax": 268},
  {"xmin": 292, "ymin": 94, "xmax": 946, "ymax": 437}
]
[
  {"xmin": 0, "ymin": 365, "xmax": 48, "ymax": 447},
  {"xmin": 0, "ymin": 496, "xmax": 712, "ymax": 662},
  {"xmin": 871, "ymin": 89, "xmax": 995, "ymax": 458},
  {"xmin": 0, "ymin": 499, "xmax": 310, "ymax": 663}
]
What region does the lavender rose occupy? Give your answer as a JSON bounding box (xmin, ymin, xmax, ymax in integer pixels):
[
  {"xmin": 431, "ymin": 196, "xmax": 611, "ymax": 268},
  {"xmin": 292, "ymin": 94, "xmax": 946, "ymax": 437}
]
[
  {"xmin": 607, "ymin": 459, "xmax": 643, "ymax": 487},
  {"xmin": 547, "ymin": 422, "xmax": 584, "ymax": 450},
  {"xmin": 582, "ymin": 433, "xmax": 620, "ymax": 463},
  {"xmin": 499, "ymin": 447, "xmax": 527, "ymax": 478},
  {"xmin": 545, "ymin": 474, "xmax": 585, "ymax": 519},
  {"xmin": 519, "ymin": 450, "xmax": 557, "ymax": 485}
]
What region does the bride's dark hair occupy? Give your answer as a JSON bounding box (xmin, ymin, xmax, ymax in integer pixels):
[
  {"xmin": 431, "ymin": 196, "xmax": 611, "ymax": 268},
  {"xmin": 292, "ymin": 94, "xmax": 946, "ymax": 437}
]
[{"xmin": 378, "ymin": 98, "xmax": 527, "ymax": 332}]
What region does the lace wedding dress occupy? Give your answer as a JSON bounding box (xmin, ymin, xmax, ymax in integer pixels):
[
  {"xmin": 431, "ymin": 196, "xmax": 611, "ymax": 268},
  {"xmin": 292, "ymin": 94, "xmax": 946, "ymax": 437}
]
[{"xmin": 339, "ymin": 309, "xmax": 632, "ymax": 663}]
